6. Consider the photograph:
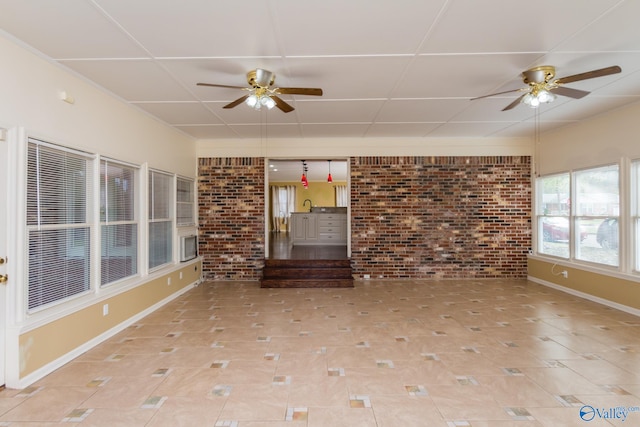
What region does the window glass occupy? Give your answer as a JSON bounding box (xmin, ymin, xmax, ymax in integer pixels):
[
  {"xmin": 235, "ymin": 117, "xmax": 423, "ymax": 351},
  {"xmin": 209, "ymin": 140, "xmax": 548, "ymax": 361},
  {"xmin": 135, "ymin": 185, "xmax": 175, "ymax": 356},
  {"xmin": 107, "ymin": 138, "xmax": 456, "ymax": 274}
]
[
  {"xmin": 176, "ymin": 177, "xmax": 195, "ymax": 226},
  {"xmin": 100, "ymin": 160, "xmax": 138, "ymax": 285},
  {"xmin": 537, "ymin": 173, "xmax": 570, "ymax": 258},
  {"xmin": 26, "ymin": 140, "xmax": 93, "ymax": 310},
  {"xmin": 633, "ymin": 160, "xmax": 640, "ymax": 271},
  {"xmin": 149, "ymin": 170, "xmax": 173, "ymax": 269},
  {"xmin": 574, "ymin": 165, "xmax": 619, "ymax": 266}
]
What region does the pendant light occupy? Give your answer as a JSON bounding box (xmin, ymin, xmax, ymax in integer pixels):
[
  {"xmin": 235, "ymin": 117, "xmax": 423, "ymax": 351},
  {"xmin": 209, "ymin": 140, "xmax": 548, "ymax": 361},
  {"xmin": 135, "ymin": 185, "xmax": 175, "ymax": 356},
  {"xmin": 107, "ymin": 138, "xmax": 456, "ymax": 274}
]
[
  {"xmin": 301, "ymin": 160, "xmax": 309, "ymax": 188},
  {"xmin": 327, "ymin": 160, "xmax": 333, "ymax": 183}
]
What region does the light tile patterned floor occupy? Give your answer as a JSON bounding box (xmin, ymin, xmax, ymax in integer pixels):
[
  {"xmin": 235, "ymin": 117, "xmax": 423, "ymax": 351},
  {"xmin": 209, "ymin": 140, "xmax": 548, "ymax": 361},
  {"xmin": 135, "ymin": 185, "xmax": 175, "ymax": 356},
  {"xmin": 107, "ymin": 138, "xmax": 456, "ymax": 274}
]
[{"xmin": 1, "ymin": 279, "xmax": 640, "ymax": 426}]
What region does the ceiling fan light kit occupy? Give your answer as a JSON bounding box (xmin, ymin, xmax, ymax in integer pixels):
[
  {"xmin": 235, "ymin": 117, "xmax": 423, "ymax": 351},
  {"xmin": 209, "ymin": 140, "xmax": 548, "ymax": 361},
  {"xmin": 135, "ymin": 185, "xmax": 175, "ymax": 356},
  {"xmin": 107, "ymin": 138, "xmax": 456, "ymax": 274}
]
[
  {"xmin": 198, "ymin": 68, "xmax": 323, "ymax": 113},
  {"xmin": 472, "ymin": 65, "xmax": 622, "ymax": 111}
]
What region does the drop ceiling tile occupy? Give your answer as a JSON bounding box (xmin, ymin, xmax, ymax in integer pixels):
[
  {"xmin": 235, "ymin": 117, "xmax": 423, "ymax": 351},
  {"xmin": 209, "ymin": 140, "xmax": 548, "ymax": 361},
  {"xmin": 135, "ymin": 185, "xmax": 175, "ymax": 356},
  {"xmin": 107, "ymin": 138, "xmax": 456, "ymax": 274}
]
[
  {"xmin": 204, "ymin": 102, "xmax": 299, "ymax": 125},
  {"xmin": 376, "ymin": 99, "xmax": 468, "ymax": 122},
  {"xmin": 174, "ymin": 125, "xmax": 234, "ymax": 139},
  {"xmin": 0, "ymin": 0, "xmax": 147, "ymax": 58},
  {"xmin": 365, "ymin": 123, "xmax": 442, "ymax": 138},
  {"xmin": 538, "ymin": 96, "xmax": 640, "ymax": 122},
  {"xmin": 229, "ymin": 123, "xmax": 302, "ymax": 139},
  {"xmin": 95, "ymin": 0, "xmax": 280, "ymax": 57},
  {"xmin": 276, "ymin": 56, "xmax": 413, "ymax": 100},
  {"xmin": 132, "ymin": 102, "xmax": 223, "ymax": 125},
  {"xmin": 555, "ymin": 1, "xmax": 640, "ymax": 52},
  {"xmin": 59, "ymin": 59, "xmax": 196, "ymax": 101},
  {"xmin": 295, "ymin": 100, "xmax": 385, "ymax": 123},
  {"xmin": 425, "ymin": 121, "xmax": 527, "ymax": 138},
  {"xmin": 300, "ymin": 123, "xmax": 371, "ymax": 138},
  {"xmin": 273, "ymin": 0, "xmax": 448, "ymax": 55},
  {"xmin": 393, "ymin": 53, "xmax": 544, "ymax": 99},
  {"xmin": 421, "ymin": 0, "xmax": 620, "ymax": 53}
]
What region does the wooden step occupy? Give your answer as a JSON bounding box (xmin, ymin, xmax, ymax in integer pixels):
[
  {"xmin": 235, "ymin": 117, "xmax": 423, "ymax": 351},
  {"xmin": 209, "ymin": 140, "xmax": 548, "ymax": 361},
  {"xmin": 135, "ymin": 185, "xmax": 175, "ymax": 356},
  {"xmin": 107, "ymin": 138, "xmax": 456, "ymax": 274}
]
[
  {"xmin": 261, "ymin": 258, "xmax": 354, "ymax": 288},
  {"xmin": 260, "ymin": 278, "xmax": 354, "ymax": 288}
]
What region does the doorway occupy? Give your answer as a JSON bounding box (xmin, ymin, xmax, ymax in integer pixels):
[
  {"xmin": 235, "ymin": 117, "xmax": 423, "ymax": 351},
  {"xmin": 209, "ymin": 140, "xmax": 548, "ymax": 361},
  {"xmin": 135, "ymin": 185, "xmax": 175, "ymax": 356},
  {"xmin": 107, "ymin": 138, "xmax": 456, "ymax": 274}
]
[{"xmin": 265, "ymin": 158, "xmax": 350, "ymax": 260}]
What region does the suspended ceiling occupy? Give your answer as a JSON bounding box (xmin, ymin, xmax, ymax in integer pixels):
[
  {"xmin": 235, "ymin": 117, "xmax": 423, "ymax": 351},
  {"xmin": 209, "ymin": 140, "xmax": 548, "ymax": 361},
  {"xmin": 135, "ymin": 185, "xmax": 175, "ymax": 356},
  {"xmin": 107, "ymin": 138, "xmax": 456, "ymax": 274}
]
[{"xmin": 1, "ymin": 0, "xmax": 639, "ymax": 141}]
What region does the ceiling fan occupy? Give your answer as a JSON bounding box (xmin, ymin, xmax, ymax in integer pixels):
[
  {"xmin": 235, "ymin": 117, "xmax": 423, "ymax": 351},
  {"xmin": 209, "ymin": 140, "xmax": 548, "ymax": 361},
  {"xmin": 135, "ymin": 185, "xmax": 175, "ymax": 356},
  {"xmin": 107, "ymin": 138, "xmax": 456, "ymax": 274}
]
[
  {"xmin": 472, "ymin": 65, "xmax": 621, "ymax": 111},
  {"xmin": 197, "ymin": 68, "xmax": 323, "ymax": 113}
]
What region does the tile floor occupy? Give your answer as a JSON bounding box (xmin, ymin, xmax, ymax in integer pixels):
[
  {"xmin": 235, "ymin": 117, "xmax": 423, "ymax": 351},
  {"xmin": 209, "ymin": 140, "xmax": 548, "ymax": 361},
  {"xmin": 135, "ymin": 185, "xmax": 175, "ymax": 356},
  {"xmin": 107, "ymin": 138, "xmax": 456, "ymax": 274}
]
[{"xmin": 1, "ymin": 279, "xmax": 640, "ymax": 426}]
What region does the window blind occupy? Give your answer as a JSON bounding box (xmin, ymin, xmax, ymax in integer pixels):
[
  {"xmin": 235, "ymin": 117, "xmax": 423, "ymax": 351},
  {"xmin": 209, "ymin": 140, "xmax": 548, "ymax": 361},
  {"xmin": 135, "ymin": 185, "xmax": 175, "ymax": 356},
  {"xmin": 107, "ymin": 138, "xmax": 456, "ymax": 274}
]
[
  {"xmin": 100, "ymin": 159, "xmax": 138, "ymax": 286},
  {"xmin": 176, "ymin": 177, "xmax": 195, "ymax": 226},
  {"xmin": 27, "ymin": 140, "xmax": 93, "ymax": 310},
  {"xmin": 149, "ymin": 170, "xmax": 173, "ymax": 269}
]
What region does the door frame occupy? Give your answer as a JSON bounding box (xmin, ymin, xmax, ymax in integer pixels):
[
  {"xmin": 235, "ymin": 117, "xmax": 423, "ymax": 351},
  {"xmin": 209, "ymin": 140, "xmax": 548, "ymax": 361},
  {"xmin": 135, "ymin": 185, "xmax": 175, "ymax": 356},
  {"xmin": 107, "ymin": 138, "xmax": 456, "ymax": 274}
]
[
  {"xmin": 264, "ymin": 157, "xmax": 351, "ymax": 259},
  {"xmin": 0, "ymin": 127, "xmax": 7, "ymax": 387}
]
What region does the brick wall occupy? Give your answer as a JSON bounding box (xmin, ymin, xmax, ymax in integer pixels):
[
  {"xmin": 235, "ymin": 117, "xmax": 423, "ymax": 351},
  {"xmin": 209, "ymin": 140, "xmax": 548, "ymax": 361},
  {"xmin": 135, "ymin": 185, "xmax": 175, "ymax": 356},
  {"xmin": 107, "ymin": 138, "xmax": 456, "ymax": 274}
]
[
  {"xmin": 198, "ymin": 157, "xmax": 265, "ymax": 280},
  {"xmin": 350, "ymin": 156, "xmax": 531, "ymax": 279},
  {"xmin": 197, "ymin": 155, "xmax": 531, "ymax": 281}
]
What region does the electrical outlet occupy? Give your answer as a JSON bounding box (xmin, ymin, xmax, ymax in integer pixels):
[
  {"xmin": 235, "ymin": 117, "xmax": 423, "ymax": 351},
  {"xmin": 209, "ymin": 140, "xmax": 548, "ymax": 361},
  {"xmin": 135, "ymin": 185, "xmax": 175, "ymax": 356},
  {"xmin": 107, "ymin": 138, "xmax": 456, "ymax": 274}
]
[
  {"xmin": 363, "ymin": 274, "xmax": 370, "ymax": 279},
  {"xmin": 167, "ymin": 277, "xmax": 171, "ymax": 285},
  {"xmin": 561, "ymin": 270, "xmax": 568, "ymax": 278},
  {"xmin": 103, "ymin": 304, "xmax": 109, "ymax": 316},
  {"xmin": 179, "ymin": 272, "xmax": 183, "ymax": 280}
]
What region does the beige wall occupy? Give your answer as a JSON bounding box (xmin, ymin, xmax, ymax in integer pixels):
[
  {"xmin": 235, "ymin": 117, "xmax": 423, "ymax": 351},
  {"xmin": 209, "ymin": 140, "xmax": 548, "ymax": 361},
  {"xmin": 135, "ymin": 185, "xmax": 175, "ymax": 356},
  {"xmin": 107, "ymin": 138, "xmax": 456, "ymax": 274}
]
[
  {"xmin": 0, "ymin": 35, "xmax": 196, "ymax": 177},
  {"xmin": 529, "ymin": 100, "xmax": 640, "ymax": 315},
  {"xmin": 537, "ymin": 101, "xmax": 640, "ymax": 175},
  {"xmin": 528, "ymin": 258, "xmax": 640, "ymax": 314},
  {"xmin": 1, "ymin": 34, "xmax": 200, "ymax": 388},
  {"xmin": 19, "ymin": 260, "xmax": 201, "ymax": 380},
  {"xmin": 270, "ymin": 181, "xmax": 347, "ymax": 212}
]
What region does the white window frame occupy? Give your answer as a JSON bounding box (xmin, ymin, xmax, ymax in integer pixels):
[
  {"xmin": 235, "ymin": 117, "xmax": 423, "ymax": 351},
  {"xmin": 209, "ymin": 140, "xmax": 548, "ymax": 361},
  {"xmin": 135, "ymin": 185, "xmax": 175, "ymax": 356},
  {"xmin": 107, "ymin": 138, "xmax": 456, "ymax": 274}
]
[
  {"xmin": 100, "ymin": 158, "xmax": 140, "ymax": 287},
  {"xmin": 536, "ymin": 172, "xmax": 571, "ymax": 259},
  {"xmin": 25, "ymin": 138, "xmax": 96, "ymax": 313},
  {"xmin": 148, "ymin": 169, "xmax": 174, "ymax": 270},
  {"xmin": 632, "ymin": 159, "xmax": 640, "ymax": 273},
  {"xmin": 176, "ymin": 176, "xmax": 195, "ymax": 227}
]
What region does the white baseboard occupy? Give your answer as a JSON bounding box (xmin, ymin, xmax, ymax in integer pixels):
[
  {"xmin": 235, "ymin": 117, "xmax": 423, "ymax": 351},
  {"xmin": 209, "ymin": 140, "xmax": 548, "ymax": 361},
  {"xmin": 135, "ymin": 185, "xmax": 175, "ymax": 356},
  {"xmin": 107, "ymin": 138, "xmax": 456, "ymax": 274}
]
[
  {"xmin": 11, "ymin": 282, "xmax": 197, "ymax": 389},
  {"xmin": 528, "ymin": 275, "xmax": 640, "ymax": 318}
]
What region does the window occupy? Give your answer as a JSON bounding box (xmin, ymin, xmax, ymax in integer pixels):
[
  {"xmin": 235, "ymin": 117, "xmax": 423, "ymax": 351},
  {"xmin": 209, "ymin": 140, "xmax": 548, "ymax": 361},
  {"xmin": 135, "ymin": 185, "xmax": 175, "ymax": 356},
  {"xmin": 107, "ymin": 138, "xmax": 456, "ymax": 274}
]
[
  {"xmin": 537, "ymin": 173, "xmax": 570, "ymax": 258},
  {"xmin": 100, "ymin": 159, "xmax": 138, "ymax": 286},
  {"xmin": 335, "ymin": 185, "xmax": 348, "ymax": 207},
  {"xmin": 176, "ymin": 177, "xmax": 195, "ymax": 227},
  {"xmin": 633, "ymin": 160, "xmax": 640, "ymax": 271},
  {"xmin": 149, "ymin": 170, "xmax": 173, "ymax": 269},
  {"xmin": 536, "ymin": 165, "xmax": 620, "ymax": 268},
  {"xmin": 575, "ymin": 165, "xmax": 619, "ymax": 266},
  {"xmin": 26, "ymin": 140, "xmax": 93, "ymax": 310},
  {"xmin": 270, "ymin": 185, "xmax": 295, "ymax": 232}
]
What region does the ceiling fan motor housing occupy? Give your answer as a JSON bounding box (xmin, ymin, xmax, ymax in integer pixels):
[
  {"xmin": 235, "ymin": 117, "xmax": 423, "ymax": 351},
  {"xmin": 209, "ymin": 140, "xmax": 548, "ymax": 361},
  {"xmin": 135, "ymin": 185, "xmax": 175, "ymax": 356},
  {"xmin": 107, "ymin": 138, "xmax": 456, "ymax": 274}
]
[
  {"xmin": 522, "ymin": 65, "xmax": 555, "ymax": 85},
  {"xmin": 247, "ymin": 69, "xmax": 275, "ymax": 88}
]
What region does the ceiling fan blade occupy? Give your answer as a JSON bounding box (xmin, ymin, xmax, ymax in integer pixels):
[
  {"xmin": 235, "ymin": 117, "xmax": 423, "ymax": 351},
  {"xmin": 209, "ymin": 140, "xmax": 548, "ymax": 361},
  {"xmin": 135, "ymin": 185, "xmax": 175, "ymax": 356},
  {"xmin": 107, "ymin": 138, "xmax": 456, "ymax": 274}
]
[
  {"xmin": 223, "ymin": 95, "xmax": 250, "ymax": 109},
  {"xmin": 555, "ymin": 65, "xmax": 621, "ymax": 85},
  {"xmin": 550, "ymin": 86, "xmax": 590, "ymax": 99},
  {"xmin": 471, "ymin": 88, "xmax": 522, "ymax": 101},
  {"xmin": 271, "ymin": 95, "xmax": 295, "ymax": 113},
  {"xmin": 502, "ymin": 94, "xmax": 526, "ymax": 111},
  {"xmin": 197, "ymin": 82, "xmax": 247, "ymax": 90},
  {"xmin": 276, "ymin": 87, "xmax": 323, "ymax": 96}
]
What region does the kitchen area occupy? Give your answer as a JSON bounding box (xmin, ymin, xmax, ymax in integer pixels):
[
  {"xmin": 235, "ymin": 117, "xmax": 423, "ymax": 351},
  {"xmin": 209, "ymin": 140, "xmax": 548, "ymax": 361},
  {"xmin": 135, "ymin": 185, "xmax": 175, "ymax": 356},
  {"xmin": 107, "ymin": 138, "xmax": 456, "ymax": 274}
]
[{"xmin": 267, "ymin": 159, "xmax": 349, "ymax": 261}]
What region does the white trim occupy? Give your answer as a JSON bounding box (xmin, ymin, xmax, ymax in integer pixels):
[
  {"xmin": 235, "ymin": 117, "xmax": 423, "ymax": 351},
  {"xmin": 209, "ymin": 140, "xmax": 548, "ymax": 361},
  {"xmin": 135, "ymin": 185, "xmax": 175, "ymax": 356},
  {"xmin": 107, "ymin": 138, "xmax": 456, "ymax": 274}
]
[
  {"xmin": 528, "ymin": 254, "xmax": 640, "ymax": 284},
  {"xmin": 528, "ymin": 275, "xmax": 640, "ymax": 318},
  {"xmin": 7, "ymin": 279, "xmax": 198, "ymax": 389}
]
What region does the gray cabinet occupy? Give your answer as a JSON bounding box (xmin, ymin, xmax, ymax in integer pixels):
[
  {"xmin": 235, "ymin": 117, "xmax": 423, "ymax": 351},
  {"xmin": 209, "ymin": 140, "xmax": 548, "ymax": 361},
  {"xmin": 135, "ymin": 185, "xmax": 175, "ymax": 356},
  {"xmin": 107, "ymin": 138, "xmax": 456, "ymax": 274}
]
[
  {"xmin": 292, "ymin": 213, "xmax": 317, "ymax": 242},
  {"xmin": 291, "ymin": 213, "xmax": 346, "ymax": 245}
]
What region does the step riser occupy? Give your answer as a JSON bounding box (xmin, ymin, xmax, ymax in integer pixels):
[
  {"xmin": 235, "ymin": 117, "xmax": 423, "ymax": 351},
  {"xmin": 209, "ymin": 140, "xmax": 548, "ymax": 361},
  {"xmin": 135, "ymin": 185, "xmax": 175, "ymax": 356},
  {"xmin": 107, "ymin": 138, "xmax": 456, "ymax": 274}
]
[
  {"xmin": 261, "ymin": 279, "xmax": 354, "ymax": 288},
  {"xmin": 261, "ymin": 259, "xmax": 354, "ymax": 288},
  {"xmin": 265, "ymin": 260, "xmax": 351, "ymax": 269},
  {"xmin": 263, "ymin": 268, "xmax": 353, "ymax": 279}
]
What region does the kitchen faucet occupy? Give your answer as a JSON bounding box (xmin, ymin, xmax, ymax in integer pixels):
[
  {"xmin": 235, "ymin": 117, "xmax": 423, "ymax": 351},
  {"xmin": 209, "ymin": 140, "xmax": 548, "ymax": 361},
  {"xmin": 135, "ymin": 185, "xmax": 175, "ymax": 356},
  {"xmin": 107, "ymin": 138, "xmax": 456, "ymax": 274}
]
[{"xmin": 303, "ymin": 199, "xmax": 312, "ymax": 211}]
